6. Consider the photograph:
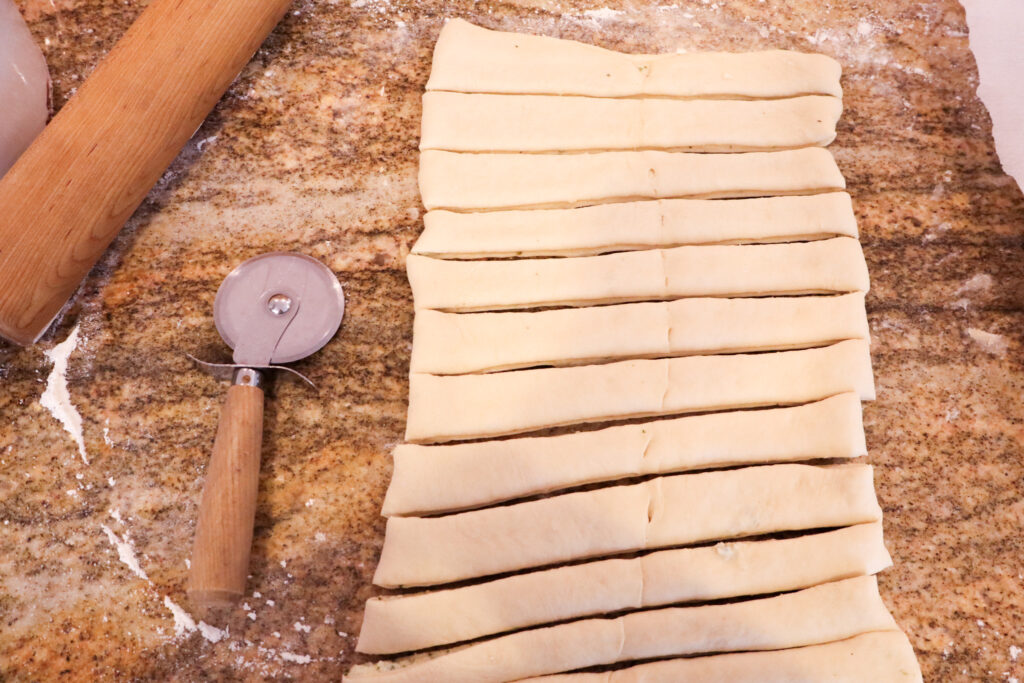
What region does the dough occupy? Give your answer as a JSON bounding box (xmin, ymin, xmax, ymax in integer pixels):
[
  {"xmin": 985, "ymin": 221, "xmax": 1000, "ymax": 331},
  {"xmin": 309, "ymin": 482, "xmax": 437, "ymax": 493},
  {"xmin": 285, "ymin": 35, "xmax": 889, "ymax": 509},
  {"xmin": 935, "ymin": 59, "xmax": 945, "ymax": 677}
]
[
  {"xmin": 420, "ymin": 92, "xmax": 842, "ymax": 152},
  {"xmin": 345, "ymin": 576, "xmax": 895, "ymax": 681},
  {"xmin": 357, "ymin": 522, "xmax": 890, "ymax": 653},
  {"xmin": 372, "ymin": 463, "xmax": 882, "ymax": 588},
  {"xmin": 405, "ymin": 339, "xmax": 873, "ymax": 443},
  {"xmin": 419, "ymin": 148, "xmax": 845, "ymax": 210},
  {"xmin": 386, "ymin": 392, "xmax": 865, "ymax": 516},
  {"xmin": 411, "ymin": 292, "xmax": 869, "ymax": 374},
  {"xmin": 406, "ymin": 237, "xmax": 868, "ymax": 313},
  {"xmin": 414, "ymin": 192, "xmax": 857, "ymax": 258},
  {"xmin": 522, "ymin": 631, "xmax": 922, "ymax": 683},
  {"xmin": 426, "ymin": 19, "xmax": 843, "ymax": 99}
]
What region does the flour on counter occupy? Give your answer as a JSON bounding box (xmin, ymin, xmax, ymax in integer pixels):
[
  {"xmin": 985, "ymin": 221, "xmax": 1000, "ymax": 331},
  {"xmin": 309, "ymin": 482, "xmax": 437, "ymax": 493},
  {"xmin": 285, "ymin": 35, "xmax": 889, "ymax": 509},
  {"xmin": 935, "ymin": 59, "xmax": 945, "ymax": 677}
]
[
  {"xmin": 280, "ymin": 652, "xmax": 312, "ymax": 664},
  {"xmin": 162, "ymin": 596, "xmax": 230, "ymax": 643},
  {"xmin": 100, "ymin": 523, "xmax": 149, "ymax": 582},
  {"xmin": 967, "ymin": 328, "xmax": 1009, "ymax": 357},
  {"xmin": 581, "ymin": 8, "xmax": 625, "ymax": 23},
  {"xmin": 955, "ymin": 273, "xmax": 994, "ymax": 296},
  {"xmin": 101, "ymin": 513, "xmax": 233, "ymax": 646},
  {"xmin": 40, "ymin": 325, "xmax": 89, "ymax": 465},
  {"xmin": 164, "ymin": 596, "xmax": 197, "ymax": 637},
  {"xmin": 198, "ymin": 622, "xmax": 229, "ymax": 643}
]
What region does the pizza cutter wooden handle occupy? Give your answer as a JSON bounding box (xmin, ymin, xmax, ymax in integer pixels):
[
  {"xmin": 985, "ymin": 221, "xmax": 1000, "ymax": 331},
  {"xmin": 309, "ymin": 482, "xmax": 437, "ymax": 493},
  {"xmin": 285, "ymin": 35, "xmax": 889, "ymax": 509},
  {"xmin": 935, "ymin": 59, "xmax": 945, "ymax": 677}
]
[
  {"xmin": 188, "ymin": 376, "xmax": 265, "ymax": 607},
  {"xmin": 0, "ymin": 0, "xmax": 293, "ymax": 346}
]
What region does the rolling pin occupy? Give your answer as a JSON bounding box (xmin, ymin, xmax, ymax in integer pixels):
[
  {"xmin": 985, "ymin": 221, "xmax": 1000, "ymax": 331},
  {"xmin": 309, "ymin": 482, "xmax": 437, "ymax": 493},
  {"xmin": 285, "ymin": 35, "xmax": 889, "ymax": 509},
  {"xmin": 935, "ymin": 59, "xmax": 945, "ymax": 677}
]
[{"xmin": 0, "ymin": 0, "xmax": 293, "ymax": 346}]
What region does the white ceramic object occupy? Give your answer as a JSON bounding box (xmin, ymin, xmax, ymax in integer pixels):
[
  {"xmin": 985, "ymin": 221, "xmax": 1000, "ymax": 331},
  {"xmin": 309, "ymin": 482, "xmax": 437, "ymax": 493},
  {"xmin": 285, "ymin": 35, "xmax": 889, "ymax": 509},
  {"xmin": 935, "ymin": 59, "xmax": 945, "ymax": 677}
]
[{"xmin": 0, "ymin": 0, "xmax": 49, "ymax": 177}]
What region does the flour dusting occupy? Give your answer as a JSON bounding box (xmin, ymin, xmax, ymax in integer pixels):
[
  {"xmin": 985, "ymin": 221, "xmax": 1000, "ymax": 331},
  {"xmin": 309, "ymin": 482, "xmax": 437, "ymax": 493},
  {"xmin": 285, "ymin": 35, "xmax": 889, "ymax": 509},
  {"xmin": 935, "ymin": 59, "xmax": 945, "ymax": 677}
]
[
  {"xmin": 280, "ymin": 652, "xmax": 313, "ymax": 664},
  {"xmin": 40, "ymin": 325, "xmax": 89, "ymax": 465},
  {"xmin": 102, "ymin": 516, "xmax": 232, "ymax": 646},
  {"xmin": 581, "ymin": 8, "xmax": 625, "ymax": 23},
  {"xmin": 164, "ymin": 596, "xmax": 198, "ymax": 637},
  {"xmin": 100, "ymin": 523, "xmax": 149, "ymax": 581},
  {"xmin": 967, "ymin": 328, "xmax": 1009, "ymax": 357},
  {"xmin": 198, "ymin": 622, "xmax": 229, "ymax": 643},
  {"xmin": 955, "ymin": 273, "xmax": 994, "ymax": 296}
]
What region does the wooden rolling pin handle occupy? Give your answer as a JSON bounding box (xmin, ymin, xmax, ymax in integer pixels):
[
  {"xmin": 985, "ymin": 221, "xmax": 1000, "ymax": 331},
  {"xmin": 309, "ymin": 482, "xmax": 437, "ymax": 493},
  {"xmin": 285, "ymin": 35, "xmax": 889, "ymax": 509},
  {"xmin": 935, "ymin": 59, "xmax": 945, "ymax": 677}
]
[
  {"xmin": 0, "ymin": 0, "xmax": 293, "ymax": 345},
  {"xmin": 188, "ymin": 370, "xmax": 265, "ymax": 608}
]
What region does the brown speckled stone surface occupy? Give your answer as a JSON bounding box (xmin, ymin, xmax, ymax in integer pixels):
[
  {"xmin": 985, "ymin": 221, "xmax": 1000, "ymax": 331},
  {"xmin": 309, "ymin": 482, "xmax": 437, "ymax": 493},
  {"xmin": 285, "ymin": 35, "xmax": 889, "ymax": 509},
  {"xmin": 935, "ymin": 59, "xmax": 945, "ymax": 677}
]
[{"xmin": 0, "ymin": 0, "xmax": 1021, "ymax": 680}]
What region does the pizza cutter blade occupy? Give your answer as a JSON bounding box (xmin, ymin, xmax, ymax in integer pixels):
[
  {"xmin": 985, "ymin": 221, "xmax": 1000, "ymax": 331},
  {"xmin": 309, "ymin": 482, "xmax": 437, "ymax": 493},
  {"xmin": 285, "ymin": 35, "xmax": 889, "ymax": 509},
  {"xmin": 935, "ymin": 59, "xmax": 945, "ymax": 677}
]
[{"xmin": 187, "ymin": 252, "xmax": 344, "ymax": 609}]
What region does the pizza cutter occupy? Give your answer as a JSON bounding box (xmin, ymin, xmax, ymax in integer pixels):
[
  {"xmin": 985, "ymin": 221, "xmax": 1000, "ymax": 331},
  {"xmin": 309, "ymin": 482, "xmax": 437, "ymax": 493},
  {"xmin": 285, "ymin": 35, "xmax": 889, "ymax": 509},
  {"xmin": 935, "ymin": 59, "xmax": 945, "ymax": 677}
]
[{"xmin": 187, "ymin": 252, "xmax": 344, "ymax": 608}]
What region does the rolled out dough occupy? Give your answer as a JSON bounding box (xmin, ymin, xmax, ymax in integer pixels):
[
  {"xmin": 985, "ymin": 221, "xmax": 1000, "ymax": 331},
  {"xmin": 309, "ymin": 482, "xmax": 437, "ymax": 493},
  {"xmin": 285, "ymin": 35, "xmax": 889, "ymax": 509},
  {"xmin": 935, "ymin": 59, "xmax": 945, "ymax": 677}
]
[
  {"xmin": 385, "ymin": 393, "xmax": 865, "ymax": 516},
  {"xmin": 523, "ymin": 631, "xmax": 922, "ymax": 683},
  {"xmin": 372, "ymin": 463, "xmax": 882, "ymax": 588},
  {"xmin": 420, "ymin": 92, "xmax": 842, "ymax": 153},
  {"xmin": 405, "ymin": 339, "xmax": 874, "ymax": 443},
  {"xmin": 426, "ymin": 19, "xmax": 843, "ymax": 99},
  {"xmin": 406, "ymin": 237, "xmax": 868, "ymax": 313},
  {"xmin": 414, "ymin": 192, "xmax": 858, "ymax": 258},
  {"xmin": 345, "ymin": 576, "xmax": 895, "ymax": 682},
  {"xmin": 419, "ymin": 147, "xmax": 845, "ymax": 211},
  {"xmin": 357, "ymin": 522, "xmax": 890, "ymax": 654},
  {"xmin": 411, "ymin": 292, "xmax": 869, "ymax": 374}
]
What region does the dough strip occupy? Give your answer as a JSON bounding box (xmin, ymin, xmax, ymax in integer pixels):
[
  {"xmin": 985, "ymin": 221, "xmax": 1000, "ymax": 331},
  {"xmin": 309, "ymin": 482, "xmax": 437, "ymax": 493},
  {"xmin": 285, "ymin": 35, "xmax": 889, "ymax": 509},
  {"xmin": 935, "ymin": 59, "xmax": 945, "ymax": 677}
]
[
  {"xmin": 405, "ymin": 339, "xmax": 873, "ymax": 443},
  {"xmin": 414, "ymin": 193, "xmax": 858, "ymax": 259},
  {"xmin": 419, "ymin": 148, "xmax": 845, "ymax": 211},
  {"xmin": 373, "ymin": 463, "xmax": 882, "ymax": 588},
  {"xmin": 420, "ymin": 92, "xmax": 842, "ymax": 152},
  {"xmin": 522, "ymin": 631, "xmax": 922, "ymax": 683},
  {"xmin": 407, "ymin": 237, "xmax": 868, "ymax": 313},
  {"xmin": 386, "ymin": 392, "xmax": 865, "ymax": 516},
  {"xmin": 411, "ymin": 293, "xmax": 869, "ymax": 375},
  {"xmin": 345, "ymin": 576, "xmax": 895, "ymax": 682},
  {"xmin": 358, "ymin": 522, "xmax": 890, "ymax": 654},
  {"xmin": 426, "ymin": 19, "xmax": 843, "ymax": 99}
]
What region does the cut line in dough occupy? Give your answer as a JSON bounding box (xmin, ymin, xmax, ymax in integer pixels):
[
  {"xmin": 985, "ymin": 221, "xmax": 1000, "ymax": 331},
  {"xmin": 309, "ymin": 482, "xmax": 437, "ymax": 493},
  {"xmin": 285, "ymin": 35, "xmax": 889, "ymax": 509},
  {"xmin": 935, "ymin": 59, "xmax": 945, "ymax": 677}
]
[
  {"xmin": 410, "ymin": 293, "xmax": 869, "ymax": 375},
  {"xmin": 345, "ymin": 576, "xmax": 895, "ymax": 682},
  {"xmin": 426, "ymin": 19, "xmax": 843, "ymax": 99},
  {"xmin": 420, "ymin": 92, "xmax": 842, "ymax": 153},
  {"xmin": 406, "ymin": 238, "xmax": 868, "ymax": 313},
  {"xmin": 372, "ymin": 463, "xmax": 882, "ymax": 588},
  {"xmin": 419, "ymin": 148, "xmax": 845, "ymax": 211},
  {"xmin": 385, "ymin": 392, "xmax": 865, "ymax": 516},
  {"xmin": 414, "ymin": 192, "xmax": 858, "ymax": 259},
  {"xmin": 521, "ymin": 630, "xmax": 923, "ymax": 683},
  {"xmin": 405, "ymin": 339, "xmax": 873, "ymax": 443},
  {"xmin": 357, "ymin": 522, "xmax": 891, "ymax": 654}
]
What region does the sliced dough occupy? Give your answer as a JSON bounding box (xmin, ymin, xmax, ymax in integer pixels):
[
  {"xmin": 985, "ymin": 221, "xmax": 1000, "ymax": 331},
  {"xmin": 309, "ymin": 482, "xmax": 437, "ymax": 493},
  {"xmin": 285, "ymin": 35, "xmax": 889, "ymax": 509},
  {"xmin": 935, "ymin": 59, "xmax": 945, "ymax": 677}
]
[
  {"xmin": 522, "ymin": 631, "xmax": 923, "ymax": 683},
  {"xmin": 406, "ymin": 238, "xmax": 868, "ymax": 313},
  {"xmin": 373, "ymin": 463, "xmax": 881, "ymax": 588},
  {"xmin": 345, "ymin": 576, "xmax": 894, "ymax": 681},
  {"xmin": 414, "ymin": 193, "xmax": 858, "ymax": 258},
  {"xmin": 420, "ymin": 92, "xmax": 842, "ymax": 152},
  {"xmin": 411, "ymin": 293, "xmax": 869, "ymax": 374},
  {"xmin": 426, "ymin": 19, "xmax": 843, "ymax": 99},
  {"xmin": 358, "ymin": 522, "xmax": 890, "ymax": 653},
  {"xmin": 386, "ymin": 393, "xmax": 864, "ymax": 516},
  {"xmin": 405, "ymin": 339, "xmax": 873, "ymax": 443},
  {"xmin": 419, "ymin": 148, "xmax": 845, "ymax": 211}
]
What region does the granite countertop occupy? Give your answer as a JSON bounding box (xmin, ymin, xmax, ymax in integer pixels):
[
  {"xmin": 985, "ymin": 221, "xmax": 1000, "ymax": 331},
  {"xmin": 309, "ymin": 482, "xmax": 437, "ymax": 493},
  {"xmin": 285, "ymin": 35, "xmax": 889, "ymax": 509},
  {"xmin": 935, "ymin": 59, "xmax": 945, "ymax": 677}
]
[{"xmin": 1, "ymin": 0, "xmax": 1022, "ymax": 680}]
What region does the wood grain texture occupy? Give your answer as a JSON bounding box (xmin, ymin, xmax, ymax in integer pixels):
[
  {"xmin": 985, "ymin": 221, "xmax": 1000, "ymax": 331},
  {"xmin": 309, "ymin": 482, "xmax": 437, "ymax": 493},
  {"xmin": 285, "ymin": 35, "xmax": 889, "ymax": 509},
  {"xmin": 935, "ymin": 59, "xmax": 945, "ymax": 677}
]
[
  {"xmin": 188, "ymin": 384, "xmax": 265, "ymax": 607},
  {"xmin": 0, "ymin": 0, "xmax": 292, "ymax": 345}
]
